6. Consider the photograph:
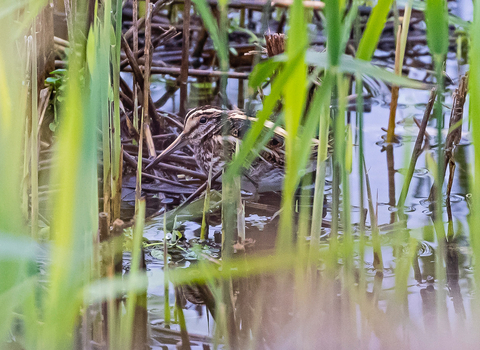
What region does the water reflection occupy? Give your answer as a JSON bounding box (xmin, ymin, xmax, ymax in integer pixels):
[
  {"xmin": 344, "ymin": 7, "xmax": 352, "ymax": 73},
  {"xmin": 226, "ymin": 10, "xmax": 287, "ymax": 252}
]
[{"xmin": 134, "ymin": 20, "xmax": 477, "ymax": 350}]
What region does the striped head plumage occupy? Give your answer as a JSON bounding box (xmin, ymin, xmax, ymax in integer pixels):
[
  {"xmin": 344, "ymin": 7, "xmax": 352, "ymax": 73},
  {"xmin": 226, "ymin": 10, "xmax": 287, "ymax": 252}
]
[{"xmin": 145, "ymin": 106, "xmax": 287, "ymax": 181}]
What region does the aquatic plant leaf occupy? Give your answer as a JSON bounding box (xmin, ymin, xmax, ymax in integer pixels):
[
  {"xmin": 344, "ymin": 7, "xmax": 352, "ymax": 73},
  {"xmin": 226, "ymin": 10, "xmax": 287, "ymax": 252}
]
[
  {"xmin": 225, "ymin": 51, "xmax": 303, "ymax": 179},
  {"xmin": 341, "ymin": 1, "xmax": 359, "ymax": 52},
  {"xmin": 324, "ymin": 0, "xmax": 343, "ymax": 66},
  {"xmin": 425, "ymin": 0, "xmax": 449, "ymax": 56},
  {"xmin": 357, "ymin": 0, "xmax": 394, "ymax": 61},
  {"xmin": 267, "ymin": 51, "xmax": 429, "ymax": 89},
  {"xmin": 289, "ymin": 71, "xmax": 334, "ymax": 186},
  {"xmin": 192, "ymin": 0, "xmax": 229, "ymax": 69},
  {"xmin": 469, "ymin": 0, "xmax": 480, "ymax": 292},
  {"xmin": 248, "ymin": 60, "xmax": 281, "ymax": 89},
  {"xmin": 259, "ymin": 51, "xmax": 428, "ymax": 89},
  {"xmin": 345, "ymin": 124, "xmax": 353, "ymax": 174},
  {"xmin": 86, "ymin": 26, "xmax": 97, "ymax": 74},
  {"xmin": 284, "ymin": 0, "xmax": 308, "ymax": 141},
  {"xmin": 312, "ymin": 51, "xmax": 428, "ymax": 89}
]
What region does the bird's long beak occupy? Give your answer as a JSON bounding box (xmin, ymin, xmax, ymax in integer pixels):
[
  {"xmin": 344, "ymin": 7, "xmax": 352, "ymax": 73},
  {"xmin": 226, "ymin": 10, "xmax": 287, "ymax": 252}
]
[{"xmin": 145, "ymin": 133, "xmax": 188, "ymax": 170}]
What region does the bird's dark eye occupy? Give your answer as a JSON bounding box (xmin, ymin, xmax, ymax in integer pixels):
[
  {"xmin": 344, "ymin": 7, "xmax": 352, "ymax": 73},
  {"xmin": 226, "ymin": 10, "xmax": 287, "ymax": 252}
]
[{"xmin": 199, "ymin": 117, "xmax": 207, "ymax": 124}]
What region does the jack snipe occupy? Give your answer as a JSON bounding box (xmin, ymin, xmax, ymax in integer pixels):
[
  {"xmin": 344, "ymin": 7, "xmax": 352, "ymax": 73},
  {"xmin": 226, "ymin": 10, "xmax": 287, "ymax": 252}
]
[{"xmin": 146, "ymin": 106, "xmax": 289, "ymax": 186}]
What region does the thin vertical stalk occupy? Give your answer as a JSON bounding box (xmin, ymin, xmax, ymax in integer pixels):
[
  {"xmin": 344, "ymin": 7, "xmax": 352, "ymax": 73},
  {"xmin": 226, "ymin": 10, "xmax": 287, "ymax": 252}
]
[
  {"xmin": 134, "ymin": 3, "xmax": 147, "ymax": 210},
  {"xmin": 163, "ymin": 210, "xmax": 171, "ymax": 326},
  {"xmin": 111, "ymin": 0, "xmax": 123, "ymax": 221},
  {"xmin": 200, "ymin": 165, "xmax": 213, "ymax": 241},
  {"xmin": 238, "ymin": 8, "xmax": 245, "ymax": 109},
  {"xmin": 179, "ymin": 0, "xmax": 191, "ymax": 118},
  {"xmin": 397, "ymin": 88, "xmax": 436, "ymax": 220},
  {"xmin": 100, "ymin": 0, "xmax": 112, "ymax": 218},
  {"xmin": 433, "ymin": 53, "xmax": 448, "ymax": 330},
  {"xmin": 339, "ymin": 74, "xmax": 356, "ymax": 347},
  {"xmin": 22, "ymin": 103, "xmax": 31, "ymax": 220},
  {"xmin": 386, "ymin": 1, "xmax": 413, "ymax": 144},
  {"xmin": 469, "ymin": 0, "xmax": 480, "ymax": 320},
  {"xmin": 363, "ymin": 160, "xmax": 384, "ymax": 272},
  {"xmin": 309, "ymin": 101, "xmax": 330, "ymax": 257},
  {"xmin": 295, "ymin": 173, "xmax": 312, "ymax": 349},
  {"xmin": 121, "ymin": 199, "xmax": 146, "ymax": 350},
  {"xmin": 355, "ymin": 70, "xmax": 369, "ymax": 343},
  {"xmin": 175, "ymin": 287, "xmax": 191, "ymax": 349},
  {"xmin": 425, "ymin": 0, "xmax": 449, "ymax": 328},
  {"xmin": 398, "ymin": 0, "xmax": 413, "ymax": 69},
  {"xmin": 133, "ymin": 0, "xmax": 139, "ymax": 131},
  {"xmin": 215, "ymin": 1, "xmax": 235, "ymax": 342},
  {"xmin": 355, "ymin": 72, "xmax": 367, "ymax": 289},
  {"xmin": 277, "ymin": 0, "xmax": 308, "ymax": 251},
  {"xmin": 31, "ymin": 20, "xmax": 39, "ymax": 238},
  {"xmin": 143, "ymin": 1, "xmax": 156, "ymax": 158},
  {"xmin": 386, "ymin": 25, "xmax": 402, "ymax": 143},
  {"xmin": 41, "ymin": 0, "xmax": 99, "ymax": 345}
]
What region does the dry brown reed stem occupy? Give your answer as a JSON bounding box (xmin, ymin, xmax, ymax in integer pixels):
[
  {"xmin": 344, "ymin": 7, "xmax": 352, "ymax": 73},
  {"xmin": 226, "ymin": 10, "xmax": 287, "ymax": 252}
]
[
  {"xmin": 396, "ymin": 88, "xmax": 436, "ymax": 223},
  {"xmin": 149, "ymin": 325, "xmax": 214, "ymax": 343},
  {"xmin": 124, "ymin": 65, "xmax": 250, "ymax": 79},
  {"xmin": 386, "ymin": 25, "xmax": 402, "ymax": 144},
  {"xmin": 428, "ymin": 75, "xmax": 468, "ymax": 201},
  {"xmin": 133, "ymin": 0, "xmax": 139, "ymax": 133},
  {"xmin": 115, "ymin": 150, "xmax": 124, "ymax": 221},
  {"xmin": 386, "ymin": 144, "xmax": 396, "ymax": 224},
  {"xmin": 174, "ymin": 171, "xmax": 223, "ymax": 211},
  {"xmin": 179, "ymin": 0, "xmax": 191, "ymax": 118},
  {"xmin": 120, "ymin": 26, "xmax": 177, "ymax": 69},
  {"xmin": 111, "ymin": 219, "xmax": 125, "ymax": 276},
  {"xmin": 98, "ymin": 212, "xmax": 110, "ymax": 245},
  {"xmin": 98, "ymin": 215, "xmax": 125, "ymax": 342},
  {"xmin": 143, "ymin": 1, "xmax": 155, "ymax": 159},
  {"xmin": 411, "ymin": 89, "xmax": 436, "ymax": 160},
  {"xmin": 35, "ymin": 2, "xmax": 55, "ymax": 89},
  {"xmin": 120, "ymin": 89, "xmax": 135, "ymax": 110},
  {"xmin": 174, "ymin": 286, "xmax": 192, "ymax": 350},
  {"xmin": 173, "ymin": 0, "xmax": 324, "ymax": 10},
  {"xmin": 98, "ymin": 212, "xmax": 110, "ymax": 341},
  {"xmin": 141, "ymin": 172, "xmax": 194, "ymax": 187},
  {"xmin": 54, "ymin": 36, "xmax": 69, "ymax": 47},
  {"xmin": 265, "ymin": 33, "xmax": 285, "ymax": 57},
  {"xmin": 121, "ymin": 34, "xmax": 161, "ymax": 126},
  {"xmin": 192, "ymin": 28, "xmax": 209, "ymax": 61},
  {"xmin": 140, "ymin": 157, "xmax": 208, "ymax": 179},
  {"xmin": 141, "ymin": 1, "xmax": 166, "ymax": 198},
  {"xmin": 124, "ymin": 0, "xmax": 173, "ymax": 40},
  {"xmin": 123, "ymin": 151, "xmax": 191, "ymax": 187},
  {"xmin": 37, "ymin": 88, "xmax": 51, "ymax": 134},
  {"xmin": 237, "ymin": 10, "xmax": 246, "ymax": 108},
  {"xmin": 132, "ymin": 247, "xmax": 148, "ymax": 349}
]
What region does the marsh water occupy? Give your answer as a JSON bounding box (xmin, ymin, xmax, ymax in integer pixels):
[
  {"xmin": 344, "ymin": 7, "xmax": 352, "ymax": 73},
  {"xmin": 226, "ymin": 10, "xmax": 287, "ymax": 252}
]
[
  {"xmin": 123, "ymin": 65, "xmax": 473, "ymax": 348},
  {"xmin": 115, "ymin": 2, "xmax": 477, "ymax": 349}
]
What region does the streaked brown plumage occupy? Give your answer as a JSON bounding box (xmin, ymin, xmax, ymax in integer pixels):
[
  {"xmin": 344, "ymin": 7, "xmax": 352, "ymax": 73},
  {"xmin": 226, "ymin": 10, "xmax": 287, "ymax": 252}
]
[{"xmin": 146, "ymin": 106, "xmax": 288, "ymax": 184}]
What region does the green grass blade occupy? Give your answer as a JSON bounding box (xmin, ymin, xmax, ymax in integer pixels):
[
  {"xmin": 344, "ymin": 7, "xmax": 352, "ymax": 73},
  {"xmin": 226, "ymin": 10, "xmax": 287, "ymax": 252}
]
[
  {"xmin": 357, "ymin": 0, "xmax": 394, "ymax": 61},
  {"xmin": 468, "ymin": 0, "xmax": 480, "ymax": 316},
  {"xmin": 225, "ymin": 51, "xmax": 304, "ymax": 179},
  {"xmin": 192, "ymin": 0, "xmax": 229, "ymax": 70},
  {"xmin": 324, "ymin": 0, "xmax": 342, "ymax": 66},
  {"xmin": 425, "ymin": 0, "xmax": 449, "ymax": 57}
]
